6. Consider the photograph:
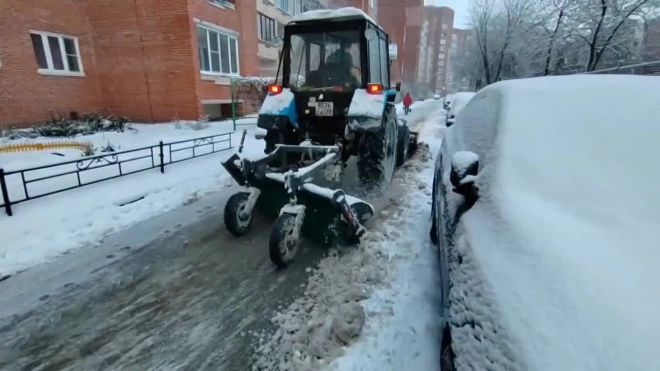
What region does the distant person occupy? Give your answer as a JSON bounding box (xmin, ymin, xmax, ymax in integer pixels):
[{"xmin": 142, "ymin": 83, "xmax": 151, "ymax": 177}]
[{"xmin": 403, "ymin": 92, "xmax": 412, "ymax": 115}]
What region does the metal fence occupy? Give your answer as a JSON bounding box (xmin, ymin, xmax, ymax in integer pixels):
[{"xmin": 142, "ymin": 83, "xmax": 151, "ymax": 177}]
[
  {"xmin": 0, "ymin": 132, "xmax": 233, "ymax": 216},
  {"xmin": 584, "ymin": 60, "xmax": 660, "ymax": 76}
]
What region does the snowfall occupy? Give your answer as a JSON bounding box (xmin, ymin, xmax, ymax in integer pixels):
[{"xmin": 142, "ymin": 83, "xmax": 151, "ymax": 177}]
[{"xmin": 0, "ymin": 100, "xmax": 446, "ymax": 370}]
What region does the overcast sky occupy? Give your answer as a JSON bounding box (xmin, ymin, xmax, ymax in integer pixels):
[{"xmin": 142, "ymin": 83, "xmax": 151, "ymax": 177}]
[{"xmin": 426, "ymin": 0, "xmax": 470, "ymax": 28}]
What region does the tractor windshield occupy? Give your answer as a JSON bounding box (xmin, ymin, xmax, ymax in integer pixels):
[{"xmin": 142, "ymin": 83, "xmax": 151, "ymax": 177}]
[{"xmin": 288, "ymin": 30, "xmax": 362, "ymax": 92}]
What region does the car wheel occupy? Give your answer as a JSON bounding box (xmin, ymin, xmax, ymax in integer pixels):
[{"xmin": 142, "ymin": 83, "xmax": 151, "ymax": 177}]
[
  {"xmin": 430, "ymin": 174, "xmax": 439, "ymax": 245},
  {"xmin": 440, "ymin": 323, "xmax": 455, "ymax": 370}
]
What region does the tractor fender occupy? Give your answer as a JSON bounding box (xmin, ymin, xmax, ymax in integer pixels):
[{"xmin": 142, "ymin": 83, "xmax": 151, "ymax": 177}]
[
  {"xmin": 346, "ymin": 88, "xmax": 397, "ymax": 132},
  {"xmin": 258, "ymin": 88, "xmax": 298, "ymax": 129}
]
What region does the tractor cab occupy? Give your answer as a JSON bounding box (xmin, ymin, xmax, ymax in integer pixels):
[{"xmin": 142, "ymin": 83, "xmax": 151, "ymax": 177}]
[{"xmin": 259, "ymin": 9, "xmax": 400, "ymax": 147}]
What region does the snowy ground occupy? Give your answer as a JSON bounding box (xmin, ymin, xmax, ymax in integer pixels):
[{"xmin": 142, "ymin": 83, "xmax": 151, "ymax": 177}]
[
  {"xmin": 0, "ymin": 118, "xmax": 259, "ymax": 276},
  {"xmin": 0, "ymin": 103, "xmax": 431, "ymax": 277},
  {"xmin": 0, "ymin": 99, "xmax": 446, "ymax": 370},
  {"xmin": 251, "ymin": 102, "xmax": 447, "ymax": 371}
]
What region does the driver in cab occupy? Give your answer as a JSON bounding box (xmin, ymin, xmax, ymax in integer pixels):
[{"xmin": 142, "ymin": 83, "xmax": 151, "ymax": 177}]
[{"xmin": 325, "ymin": 42, "xmax": 361, "ymax": 88}]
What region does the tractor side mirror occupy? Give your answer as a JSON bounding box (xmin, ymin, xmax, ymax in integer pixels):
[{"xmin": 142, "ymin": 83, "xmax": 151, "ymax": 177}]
[
  {"xmin": 450, "ymin": 151, "xmax": 479, "ymax": 198},
  {"xmin": 395, "ymin": 81, "xmax": 401, "ymax": 92}
]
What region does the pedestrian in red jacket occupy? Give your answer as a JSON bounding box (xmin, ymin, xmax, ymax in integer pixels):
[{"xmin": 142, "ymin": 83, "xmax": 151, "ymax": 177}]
[{"xmin": 403, "ymin": 92, "xmax": 412, "ymax": 115}]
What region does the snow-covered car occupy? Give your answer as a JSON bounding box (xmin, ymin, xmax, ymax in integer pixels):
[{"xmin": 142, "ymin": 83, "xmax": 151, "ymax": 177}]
[
  {"xmin": 433, "ymin": 94, "xmax": 441, "ymax": 100},
  {"xmin": 444, "ymin": 92, "xmax": 475, "ymax": 127},
  {"xmin": 430, "ymin": 75, "xmax": 660, "ymax": 370}
]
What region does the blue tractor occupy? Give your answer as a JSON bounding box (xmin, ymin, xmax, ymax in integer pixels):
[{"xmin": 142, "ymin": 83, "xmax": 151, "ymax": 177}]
[{"xmin": 221, "ymin": 8, "xmax": 418, "ymax": 268}]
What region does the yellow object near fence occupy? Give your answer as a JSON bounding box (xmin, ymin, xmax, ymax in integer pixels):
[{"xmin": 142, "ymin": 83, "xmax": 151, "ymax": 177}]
[{"xmin": 0, "ymin": 141, "xmax": 93, "ymax": 153}]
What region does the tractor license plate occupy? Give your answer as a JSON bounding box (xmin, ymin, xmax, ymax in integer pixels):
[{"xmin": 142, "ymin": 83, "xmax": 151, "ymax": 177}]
[{"xmin": 316, "ymin": 102, "xmax": 333, "ymax": 116}]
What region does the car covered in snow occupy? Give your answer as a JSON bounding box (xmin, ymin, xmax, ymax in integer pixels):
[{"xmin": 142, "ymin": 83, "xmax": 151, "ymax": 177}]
[
  {"xmin": 444, "ymin": 92, "xmax": 475, "ymax": 127},
  {"xmin": 430, "ymin": 75, "xmax": 660, "ymax": 370},
  {"xmin": 433, "ymin": 94, "xmax": 441, "ymax": 100}
]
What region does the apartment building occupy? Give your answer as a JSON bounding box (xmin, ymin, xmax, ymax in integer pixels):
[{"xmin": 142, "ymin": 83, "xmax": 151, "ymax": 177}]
[
  {"xmin": 447, "ymin": 28, "xmax": 471, "ymax": 93},
  {"xmin": 376, "ymin": 0, "xmax": 422, "ymax": 83},
  {"xmin": 257, "ymin": 0, "xmax": 329, "ymax": 78},
  {"xmin": 0, "ymin": 0, "xmax": 258, "ymax": 127},
  {"xmin": 416, "ymin": 6, "xmax": 454, "ymax": 95}
]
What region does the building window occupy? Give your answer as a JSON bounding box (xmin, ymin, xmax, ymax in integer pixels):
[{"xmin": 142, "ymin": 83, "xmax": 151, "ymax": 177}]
[
  {"xmin": 30, "ymin": 31, "xmax": 83, "ymax": 75},
  {"xmin": 439, "ymin": 52, "xmax": 445, "ymax": 59},
  {"xmin": 209, "ymin": 0, "xmax": 235, "ymax": 7},
  {"xmin": 439, "ymin": 60, "xmax": 445, "ymax": 66},
  {"xmin": 259, "ymin": 13, "xmax": 277, "ymax": 42},
  {"xmin": 440, "ymin": 45, "xmax": 445, "ymax": 52},
  {"xmin": 442, "ymin": 24, "xmax": 448, "ymax": 30},
  {"xmin": 276, "ymin": 0, "xmax": 293, "ymax": 14},
  {"xmin": 440, "ymin": 39, "xmax": 446, "ymax": 45},
  {"xmin": 197, "ymin": 25, "xmax": 240, "ymax": 75}
]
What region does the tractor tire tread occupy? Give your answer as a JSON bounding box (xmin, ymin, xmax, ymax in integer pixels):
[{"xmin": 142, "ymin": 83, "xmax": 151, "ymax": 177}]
[
  {"xmin": 269, "ymin": 213, "xmax": 298, "ymax": 269},
  {"xmin": 224, "ymin": 192, "xmax": 252, "ymax": 237}
]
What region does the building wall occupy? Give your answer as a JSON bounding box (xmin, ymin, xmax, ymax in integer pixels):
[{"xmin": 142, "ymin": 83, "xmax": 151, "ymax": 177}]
[
  {"xmin": 189, "ymin": 0, "xmax": 259, "ymax": 117},
  {"xmin": 1, "ymin": 0, "xmax": 259, "ymax": 127},
  {"xmin": 401, "ymin": 3, "xmax": 423, "ymax": 84},
  {"xmin": 447, "ymin": 28, "xmax": 470, "ymax": 93},
  {"xmin": 87, "ymin": 0, "xmax": 199, "ymax": 123},
  {"xmin": 0, "ymin": 0, "xmax": 103, "ymax": 127},
  {"xmin": 256, "ymin": 0, "xmax": 299, "ymax": 79},
  {"xmin": 377, "ymin": 0, "xmax": 407, "ymax": 82},
  {"xmin": 423, "ymin": 6, "xmax": 454, "ymax": 94},
  {"xmin": 338, "ymin": 0, "xmax": 378, "ymax": 19}
]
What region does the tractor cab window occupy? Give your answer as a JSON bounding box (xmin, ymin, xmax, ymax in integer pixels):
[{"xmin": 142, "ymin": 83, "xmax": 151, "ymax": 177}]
[{"xmin": 288, "ymin": 30, "xmax": 362, "ymax": 91}]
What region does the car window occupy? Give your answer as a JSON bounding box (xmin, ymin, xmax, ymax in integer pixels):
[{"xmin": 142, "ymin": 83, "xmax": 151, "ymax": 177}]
[{"xmin": 450, "ymin": 90, "xmax": 501, "ymax": 165}]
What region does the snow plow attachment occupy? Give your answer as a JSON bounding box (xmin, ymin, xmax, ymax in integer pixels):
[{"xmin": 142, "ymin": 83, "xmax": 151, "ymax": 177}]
[{"xmin": 221, "ymin": 142, "xmax": 374, "ymax": 268}]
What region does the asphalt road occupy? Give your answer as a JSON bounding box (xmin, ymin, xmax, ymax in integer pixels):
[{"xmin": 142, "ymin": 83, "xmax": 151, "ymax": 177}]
[{"xmin": 0, "ymin": 100, "xmax": 443, "ymax": 371}]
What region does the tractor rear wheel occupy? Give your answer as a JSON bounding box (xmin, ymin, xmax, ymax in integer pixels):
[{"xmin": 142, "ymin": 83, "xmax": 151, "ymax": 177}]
[
  {"xmin": 396, "ymin": 124, "xmax": 410, "ymax": 167},
  {"xmin": 357, "ymin": 104, "xmax": 398, "ymax": 187}
]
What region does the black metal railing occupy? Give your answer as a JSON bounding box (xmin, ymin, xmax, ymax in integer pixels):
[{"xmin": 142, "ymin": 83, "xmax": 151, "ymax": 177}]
[{"xmin": 0, "ymin": 132, "xmax": 233, "ymax": 216}]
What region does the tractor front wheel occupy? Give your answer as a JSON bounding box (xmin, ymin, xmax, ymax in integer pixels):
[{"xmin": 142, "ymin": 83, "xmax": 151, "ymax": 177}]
[
  {"xmin": 224, "ymin": 192, "xmax": 253, "ymax": 236},
  {"xmin": 269, "ymin": 213, "xmax": 301, "ymax": 268}
]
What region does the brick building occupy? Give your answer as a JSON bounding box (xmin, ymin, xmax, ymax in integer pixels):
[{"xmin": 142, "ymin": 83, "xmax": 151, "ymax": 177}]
[
  {"xmin": 0, "ymin": 0, "xmax": 258, "ymax": 127},
  {"xmin": 416, "ymin": 6, "xmax": 454, "ymax": 95},
  {"xmin": 376, "ymin": 0, "xmax": 420, "ymax": 83},
  {"xmin": 399, "ymin": 3, "xmax": 425, "ymax": 84},
  {"xmin": 257, "ymin": 0, "xmax": 325, "ymax": 78}
]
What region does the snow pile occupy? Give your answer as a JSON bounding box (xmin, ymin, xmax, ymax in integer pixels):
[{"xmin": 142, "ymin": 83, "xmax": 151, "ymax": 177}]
[
  {"xmin": 447, "ymin": 92, "xmax": 476, "ymax": 118},
  {"xmin": 449, "ymin": 75, "xmax": 660, "ymax": 370},
  {"xmin": 0, "ymin": 124, "xmax": 263, "ymax": 276},
  {"xmin": 251, "ymin": 145, "xmax": 434, "ymax": 371},
  {"xmin": 260, "ymin": 88, "xmax": 295, "ymax": 115},
  {"xmin": 450, "ymin": 151, "xmax": 479, "ymax": 176},
  {"xmin": 331, "ymin": 134, "xmax": 444, "ymax": 370},
  {"xmin": 347, "ymin": 89, "xmax": 387, "ymax": 120}
]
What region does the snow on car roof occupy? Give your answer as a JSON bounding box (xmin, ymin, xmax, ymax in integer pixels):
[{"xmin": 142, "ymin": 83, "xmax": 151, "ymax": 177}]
[
  {"xmin": 460, "ymin": 75, "xmax": 660, "ymax": 370},
  {"xmin": 291, "ymin": 7, "xmax": 379, "ymax": 27},
  {"xmin": 448, "ymin": 92, "xmax": 476, "ymax": 112}
]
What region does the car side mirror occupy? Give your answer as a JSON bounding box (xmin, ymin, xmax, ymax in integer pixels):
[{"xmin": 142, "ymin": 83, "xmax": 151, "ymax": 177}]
[
  {"xmin": 450, "ymin": 151, "xmax": 479, "ymax": 198},
  {"xmin": 395, "ymin": 81, "xmax": 401, "ymax": 92}
]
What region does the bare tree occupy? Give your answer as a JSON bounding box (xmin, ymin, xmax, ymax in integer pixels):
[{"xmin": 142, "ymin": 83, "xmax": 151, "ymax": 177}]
[{"xmin": 562, "ymin": 0, "xmax": 659, "ymax": 71}]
